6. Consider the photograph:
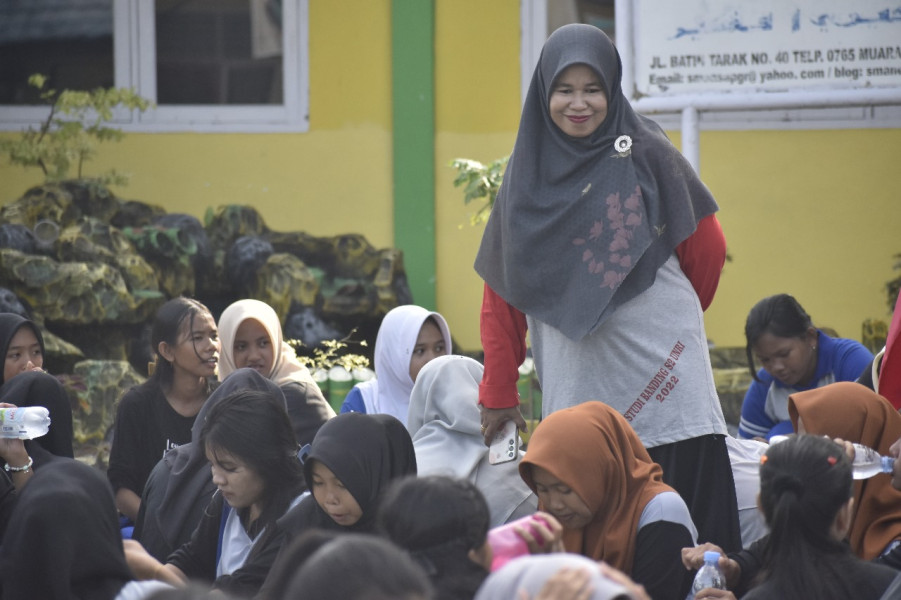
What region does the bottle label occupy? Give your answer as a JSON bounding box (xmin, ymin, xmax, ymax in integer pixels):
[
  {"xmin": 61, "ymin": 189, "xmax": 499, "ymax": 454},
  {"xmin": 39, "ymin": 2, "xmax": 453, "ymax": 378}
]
[{"xmin": 0, "ymin": 407, "xmax": 51, "ymax": 439}]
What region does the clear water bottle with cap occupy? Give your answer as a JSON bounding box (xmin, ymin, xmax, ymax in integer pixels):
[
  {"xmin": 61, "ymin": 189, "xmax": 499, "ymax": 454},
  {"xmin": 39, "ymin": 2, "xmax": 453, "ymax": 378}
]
[
  {"xmin": 769, "ymin": 435, "xmax": 895, "ymax": 480},
  {"xmin": 691, "ymin": 550, "xmax": 725, "ymax": 596},
  {"xmin": 0, "ymin": 406, "xmax": 51, "ymax": 439},
  {"xmin": 850, "ymin": 444, "xmax": 895, "ymax": 480}
]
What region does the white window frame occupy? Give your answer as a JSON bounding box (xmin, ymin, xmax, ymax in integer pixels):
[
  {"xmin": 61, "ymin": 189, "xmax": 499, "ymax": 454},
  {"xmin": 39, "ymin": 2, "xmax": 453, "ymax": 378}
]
[
  {"xmin": 0, "ymin": 0, "xmax": 309, "ymax": 133},
  {"xmin": 520, "ymin": 0, "xmax": 901, "ymax": 131}
]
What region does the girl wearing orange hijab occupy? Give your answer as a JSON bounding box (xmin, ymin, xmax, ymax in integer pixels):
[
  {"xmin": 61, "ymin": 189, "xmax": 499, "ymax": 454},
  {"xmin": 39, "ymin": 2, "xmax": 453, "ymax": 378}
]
[
  {"xmin": 520, "ymin": 401, "xmax": 697, "ymax": 600},
  {"xmin": 789, "ymin": 381, "xmax": 901, "ymax": 559}
]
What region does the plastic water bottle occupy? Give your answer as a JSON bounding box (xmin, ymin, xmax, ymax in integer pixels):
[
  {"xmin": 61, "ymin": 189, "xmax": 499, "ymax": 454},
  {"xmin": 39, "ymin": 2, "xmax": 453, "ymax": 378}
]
[
  {"xmin": 850, "ymin": 444, "xmax": 895, "ymax": 480},
  {"xmin": 691, "ymin": 550, "xmax": 725, "ymax": 596},
  {"xmin": 0, "ymin": 406, "xmax": 51, "ymax": 439},
  {"xmin": 769, "ymin": 435, "xmax": 895, "ymax": 480}
]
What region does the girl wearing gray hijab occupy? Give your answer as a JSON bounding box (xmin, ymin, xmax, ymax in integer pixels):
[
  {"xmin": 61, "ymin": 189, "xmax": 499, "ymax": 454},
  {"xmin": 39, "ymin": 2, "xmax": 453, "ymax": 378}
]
[
  {"xmin": 474, "ymin": 554, "xmax": 640, "ymax": 600},
  {"xmin": 475, "ymin": 24, "xmax": 740, "ymax": 553},
  {"xmin": 406, "ymin": 355, "xmax": 536, "ymax": 527}
]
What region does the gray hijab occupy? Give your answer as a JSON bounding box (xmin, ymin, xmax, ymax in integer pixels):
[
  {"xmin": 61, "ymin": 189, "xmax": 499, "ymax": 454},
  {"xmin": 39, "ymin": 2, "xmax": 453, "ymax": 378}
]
[
  {"xmin": 475, "ymin": 24, "xmax": 718, "ymax": 341},
  {"xmin": 474, "ymin": 554, "xmax": 633, "ymax": 600},
  {"xmin": 406, "ymin": 355, "xmax": 536, "ymax": 527}
]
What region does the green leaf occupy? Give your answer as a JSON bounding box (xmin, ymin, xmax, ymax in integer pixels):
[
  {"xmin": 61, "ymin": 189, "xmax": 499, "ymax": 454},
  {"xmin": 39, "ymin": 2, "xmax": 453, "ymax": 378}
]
[
  {"xmin": 449, "ymin": 155, "xmax": 509, "ymax": 226},
  {"xmin": 0, "ymin": 74, "xmax": 151, "ymax": 184}
]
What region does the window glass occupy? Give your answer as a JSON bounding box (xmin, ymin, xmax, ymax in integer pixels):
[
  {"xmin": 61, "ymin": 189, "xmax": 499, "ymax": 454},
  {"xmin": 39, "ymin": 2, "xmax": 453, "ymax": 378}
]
[
  {"xmin": 155, "ymin": 0, "xmax": 283, "ymax": 105},
  {"xmin": 0, "ymin": 0, "xmax": 114, "ymax": 105},
  {"xmin": 548, "ymin": 0, "xmax": 614, "ymax": 40}
]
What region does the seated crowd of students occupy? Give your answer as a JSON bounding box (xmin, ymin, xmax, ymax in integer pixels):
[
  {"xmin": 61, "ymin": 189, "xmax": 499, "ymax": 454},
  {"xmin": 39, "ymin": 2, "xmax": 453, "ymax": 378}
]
[{"xmin": 1, "ymin": 293, "xmax": 900, "ymax": 600}]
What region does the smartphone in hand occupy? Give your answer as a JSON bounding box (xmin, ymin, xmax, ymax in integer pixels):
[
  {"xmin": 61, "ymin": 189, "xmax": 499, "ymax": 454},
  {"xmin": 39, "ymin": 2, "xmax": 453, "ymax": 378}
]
[{"xmin": 488, "ymin": 420, "xmax": 520, "ymax": 465}]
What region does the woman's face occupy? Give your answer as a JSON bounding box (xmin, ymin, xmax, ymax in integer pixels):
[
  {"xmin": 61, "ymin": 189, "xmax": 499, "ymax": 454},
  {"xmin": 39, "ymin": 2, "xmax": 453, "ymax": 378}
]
[
  {"xmin": 408, "ymin": 319, "xmax": 446, "ymax": 382},
  {"xmin": 548, "ymin": 64, "xmax": 608, "ymax": 138},
  {"xmin": 162, "ymin": 311, "xmax": 220, "ymax": 379},
  {"xmin": 530, "ymin": 465, "xmax": 594, "ymax": 530},
  {"xmin": 753, "ymin": 330, "xmax": 818, "ymax": 387},
  {"xmin": 233, "ymin": 319, "xmax": 275, "ymax": 376},
  {"xmin": 310, "ymin": 460, "xmax": 363, "ymax": 527},
  {"xmin": 206, "ymin": 445, "xmax": 265, "ymax": 518},
  {"xmin": 4, "ymin": 326, "xmax": 43, "ymax": 382}
]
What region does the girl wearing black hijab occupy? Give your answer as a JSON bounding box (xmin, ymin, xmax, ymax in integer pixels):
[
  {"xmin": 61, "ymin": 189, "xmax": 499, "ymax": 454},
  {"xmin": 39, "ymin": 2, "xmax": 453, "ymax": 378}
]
[
  {"xmin": 255, "ymin": 412, "xmax": 417, "ymax": 599},
  {"xmin": 0, "ymin": 458, "xmax": 172, "ymax": 600},
  {"xmin": 0, "ymin": 314, "xmax": 75, "ymax": 542},
  {"xmin": 0, "ymin": 313, "xmax": 44, "ymax": 385},
  {"xmin": 0, "ymin": 314, "xmax": 74, "ymax": 485},
  {"xmin": 279, "ymin": 412, "xmax": 417, "ymax": 536},
  {"xmin": 475, "ymin": 23, "xmax": 740, "ymax": 553}
]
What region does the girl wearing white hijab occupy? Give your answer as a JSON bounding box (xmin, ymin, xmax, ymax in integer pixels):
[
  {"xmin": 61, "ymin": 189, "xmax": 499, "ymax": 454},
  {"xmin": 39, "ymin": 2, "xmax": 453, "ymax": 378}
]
[
  {"xmin": 340, "ymin": 304, "xmax": 451, "ymax": 426},
  {"xmin": 218, "ymin": 299, "xmax": 334, "ymax": 447},
  {"xmin": 407, "ymin": 355, "xmax": 536, "ymax": 527}
]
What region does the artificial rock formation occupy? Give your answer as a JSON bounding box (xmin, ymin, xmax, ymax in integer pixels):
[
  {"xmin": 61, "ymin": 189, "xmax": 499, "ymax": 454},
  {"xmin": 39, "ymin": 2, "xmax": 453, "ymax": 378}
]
[{"xmin": 0, "ymin": 180, "xmax": 414, "ymax": 462}]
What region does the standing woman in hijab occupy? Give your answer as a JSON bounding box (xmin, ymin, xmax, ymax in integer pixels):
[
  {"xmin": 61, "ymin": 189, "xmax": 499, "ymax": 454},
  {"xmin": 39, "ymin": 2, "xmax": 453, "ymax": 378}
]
[
  {"xmin": 475, "ymin": 23, "xmax": 739, "ymax": 552},
  {"xmin": 520, "ymin": 401, "xmax": 697, "ymax": 600},
  {"xmin": 340, "ymin": 304, "xmax": 452, "ymax": 426},
  {"xmin": 108, "ymin": 297, "xmax": 220, "ymax": 523},
  {"xmin": 217, "ymin": 298, "xmax": 334, "ymax": 447}
]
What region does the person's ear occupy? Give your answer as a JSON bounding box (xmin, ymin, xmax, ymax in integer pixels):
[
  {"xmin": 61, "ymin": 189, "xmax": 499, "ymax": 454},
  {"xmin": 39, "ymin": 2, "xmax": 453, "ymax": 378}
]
[
  {"xmin": 831, "ymin": 497, "xmax": 855, "ymax": 540},
  {"xmin": 158, "ymin": 341, "xmax": 174, "ymax": 363},
  {"xmin": 806, "ymin": 327, "xmax": 819, "ymax": 348},
  {"xmin": 468, "ymin": 540, "xmax": 493, "ymax": 571}
]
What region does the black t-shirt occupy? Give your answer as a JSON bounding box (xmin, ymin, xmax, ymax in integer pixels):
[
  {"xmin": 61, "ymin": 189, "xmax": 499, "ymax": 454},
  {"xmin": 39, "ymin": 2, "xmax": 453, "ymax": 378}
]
[
  {"xmin": 632, "ymin": 520, "xmax": 695, "ymax": 600},
  {"xmin": 107, "ymin": 380, "xmax": 196, "ymax": 496},
  {"xmin": 742, "ymin": 555, "xmax": 898, "ymax": 600}
]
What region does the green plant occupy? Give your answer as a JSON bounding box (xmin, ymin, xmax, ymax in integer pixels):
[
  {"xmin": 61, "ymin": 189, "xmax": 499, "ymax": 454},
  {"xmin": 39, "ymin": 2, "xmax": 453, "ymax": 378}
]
[
  {"xmin": 449, "ymin": 155, "xmax": 509, "ymax": 225},
  {"xmin": 288, "ymin": 332, "xmax": 370, "ymax": 373},
  {"xmin": 0, "ymin": 74, "xmax": 152, "ymax": 186}
]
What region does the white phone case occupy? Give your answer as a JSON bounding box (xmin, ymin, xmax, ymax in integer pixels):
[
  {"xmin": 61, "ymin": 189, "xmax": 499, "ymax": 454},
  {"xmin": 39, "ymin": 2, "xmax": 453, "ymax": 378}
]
[{"xmin": 488, "ymin": 420, "xmax": 520, "ymax": 465}]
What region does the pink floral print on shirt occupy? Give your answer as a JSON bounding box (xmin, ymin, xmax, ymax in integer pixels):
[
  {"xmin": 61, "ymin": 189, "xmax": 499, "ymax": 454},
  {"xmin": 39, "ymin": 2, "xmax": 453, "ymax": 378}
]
[{"xmin": 572, "ymin": 185, "xmax": 645, "ymax": 290}]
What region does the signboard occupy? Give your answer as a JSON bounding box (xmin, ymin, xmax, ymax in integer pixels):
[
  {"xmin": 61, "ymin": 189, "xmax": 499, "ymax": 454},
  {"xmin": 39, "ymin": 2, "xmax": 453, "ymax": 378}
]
[{"xmin": 634, "ymin": 1, "xmax": 901, "ymax": 96}]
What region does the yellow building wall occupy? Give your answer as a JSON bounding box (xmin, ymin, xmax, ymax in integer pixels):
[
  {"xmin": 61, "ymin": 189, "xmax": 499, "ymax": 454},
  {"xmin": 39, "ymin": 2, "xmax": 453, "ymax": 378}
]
[
  {"xmin": 1, "ymin": 0, "xmax": 899, "ymax": 353},
  {"xmin": 698, "ymin": 128, "xmax": 901, "ymax": 348},
  {"xmin": 1, "ymin": 0, "xmax": 396, "ymax": 249},
  {"xmin": 433, "ymin": 0, "xmax": 521, "ymax": 350}
]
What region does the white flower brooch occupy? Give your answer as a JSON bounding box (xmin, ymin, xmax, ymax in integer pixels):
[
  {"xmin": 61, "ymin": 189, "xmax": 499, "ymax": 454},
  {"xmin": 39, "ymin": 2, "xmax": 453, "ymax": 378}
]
[{"xmin": 613, "ymin": 135, "xmax": 632, "ymax": 157}]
